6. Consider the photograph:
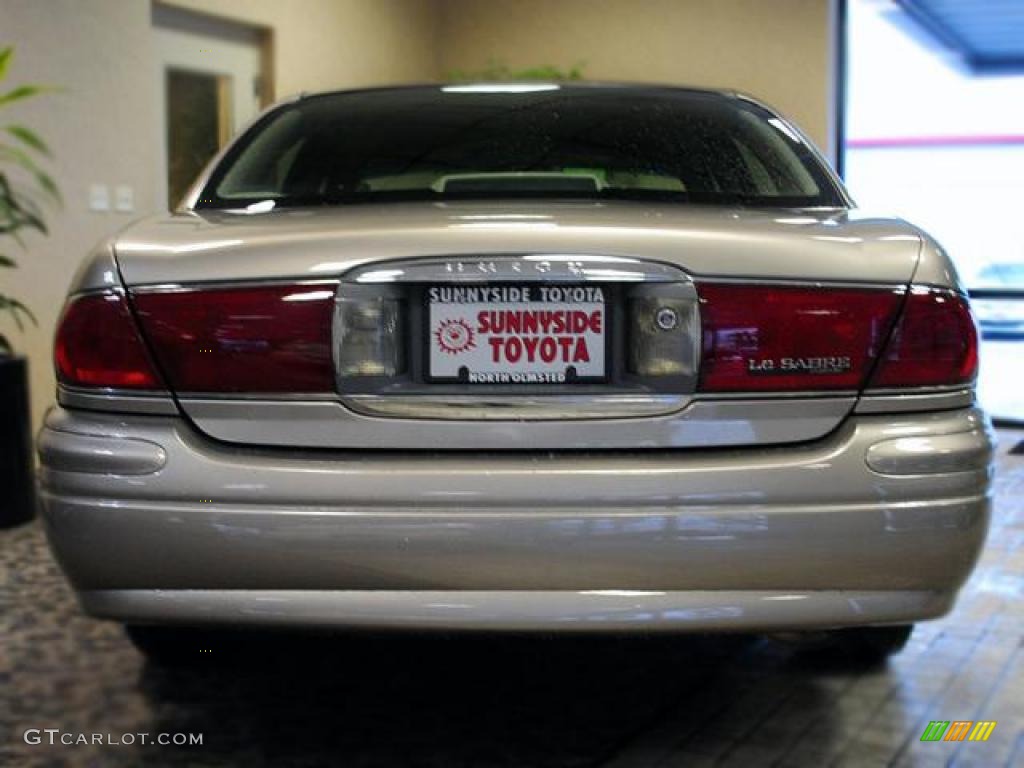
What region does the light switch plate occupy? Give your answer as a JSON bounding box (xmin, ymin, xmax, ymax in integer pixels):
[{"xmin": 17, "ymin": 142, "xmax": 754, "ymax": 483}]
[
  {"xmin": 114, "ymin": 185, "xmax": 134, "ymax": 213},
  {"xmin": 88, "ymin": 184, "xmax": 110, "ymax": 212}
]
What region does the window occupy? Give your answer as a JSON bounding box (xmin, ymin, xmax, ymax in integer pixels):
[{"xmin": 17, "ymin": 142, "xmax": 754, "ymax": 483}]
[
  {"xmin": 843, "ymin": 0, "xmax": 1024, "ymax": 421},
  {"xmin": 198, "ymin": 86, "xmax": 843, "ymax": 209}
]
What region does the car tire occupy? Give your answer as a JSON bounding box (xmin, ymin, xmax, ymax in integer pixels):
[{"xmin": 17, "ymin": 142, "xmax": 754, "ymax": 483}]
[
  {"xmin": 834, "ymin": 624, "xmax": 914, "ymax": 661},
  {"xmin": 772, "ymin": 624, "xmax": 914, "ymax": 664},
  {"xmin": 125, "ymin": 625, "xmax": 217, "ymax": 665}
]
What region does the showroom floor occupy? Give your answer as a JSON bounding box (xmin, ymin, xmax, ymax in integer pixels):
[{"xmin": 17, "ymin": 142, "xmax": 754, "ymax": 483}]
[{"xmin": 2, "ymin": 431, "xmax": 1021, "ymax": 768}]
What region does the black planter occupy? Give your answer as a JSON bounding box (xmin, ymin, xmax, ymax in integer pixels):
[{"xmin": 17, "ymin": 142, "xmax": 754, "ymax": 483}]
[{"xmin": 0, "ymin": 355, "xmax": 35, "ymax": 528}]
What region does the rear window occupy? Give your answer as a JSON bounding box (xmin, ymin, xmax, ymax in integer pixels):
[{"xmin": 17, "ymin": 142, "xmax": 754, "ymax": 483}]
[{"xmin": 197, "ymin": 85, "xmax": 844, "ymax": 209}]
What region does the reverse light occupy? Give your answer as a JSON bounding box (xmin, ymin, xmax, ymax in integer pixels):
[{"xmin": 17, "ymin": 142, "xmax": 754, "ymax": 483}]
[
  {"xmin": 55, "ymin": 292, "xmax": 162, "ymax": 389},
  {"xmin": 628, "ymin": 294, "xmax": 699, "ymax": 377},
  {"xmin": 334, "ymin": 293, "xmax": 405, "ymax": 378}
]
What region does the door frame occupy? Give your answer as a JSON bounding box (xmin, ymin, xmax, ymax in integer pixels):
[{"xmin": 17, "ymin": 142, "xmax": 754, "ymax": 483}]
[{"xmin": 151, "ymin": 1, "xmax": 274, "ymax": 210}]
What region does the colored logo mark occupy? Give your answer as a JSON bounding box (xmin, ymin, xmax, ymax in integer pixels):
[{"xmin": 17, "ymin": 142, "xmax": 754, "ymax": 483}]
[{"xmin": 920, "ymin": 720, "xmax": 997, "ymax": 742}]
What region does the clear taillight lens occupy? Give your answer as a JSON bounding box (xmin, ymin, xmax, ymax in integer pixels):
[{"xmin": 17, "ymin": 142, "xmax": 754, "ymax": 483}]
[
  {"xmin": 131, "ymin": 284, "xmax": 335, "ymax": 393},
  {"xmin": 868, "ymin": 288, "xmax": 978, "ymax": 388},
  {"xmin": 334, "ymin": 295, "xmax": 405, "ymax": 378},
  {"xmin": 55, "ymin": 292, "xmax": 163, "ymax": 389},
  {"xmin": 696, "ymin": 284, "xmax": 904, "ymax": 392},
  {"xmin": 628, "ymin": 294, "xmax": 699, "ymax": 377}
]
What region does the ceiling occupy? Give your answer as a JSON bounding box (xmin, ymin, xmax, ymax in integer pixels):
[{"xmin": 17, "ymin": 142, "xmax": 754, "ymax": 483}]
[{"xmin": 897, "ymin": 0, "xmax": 1024, "ymax": 72}]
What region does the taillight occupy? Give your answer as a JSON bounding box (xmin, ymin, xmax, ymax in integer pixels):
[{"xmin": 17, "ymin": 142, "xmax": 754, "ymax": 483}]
[
  {"xmin": 55, "ymin": 292, "xmax": 163, "ymax": 389},
  {"xmin": 868, "ymin": 287, "xmax": 978, "ymax": 388},
  {"xmin": 131, "ymin": 284, "xmax": 335, "ymax": 393},
  {"xmin": 697, "ymin": 283, "xmax": 903, "ymax": 392}
]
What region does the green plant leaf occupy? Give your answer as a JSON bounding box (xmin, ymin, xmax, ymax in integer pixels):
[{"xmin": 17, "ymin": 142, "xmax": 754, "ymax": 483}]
[
  {"xmin": 0, "ymin": 143, "xmax": 44, "ymax": 176},
  {"xmin": 0, "ymin": 48, "xmax": 12, "ymax": 83},
  {"xmin": 0, "ymin": 190, "xmax": 12, "ymax": 227},
  {"xmin": 5, "ymin": 124, "xmax": 50, "ymax": 155},
  {"xmin": 0, "ymin": 172, "xmax": 45, "ymax": 236},
  {"xmin": 16, "ymin": 298, "xmax": 37, "ymax": 326},
  {"xmin": 0, "ymin": 145, "xmax": 61, "ymax": 204},
  {"xmin": 0, "ymin": 199, "xmax": 46, "ymax": 237},
  {"xmin": 32, "ymin": 168, "xmax": 59, "ymax": 203},
  {"xmin": 0, "ymin": 84, "xmax": 49, "ymax": 108},
  {"xmin": 0, "ymin": 50, "xmax": 55, "ymax": 347},
  {"xmin": 0, "ymin": 294, "xmax": 37, "ymax": 330},
  {"xmin": 0, "ymin": 297, "xmax": 24, "ymax": 331},
  {"xmin": 445, "ymin": 60, "xmax": 587, "ymax": 83},
  {"xmin": 21, "ymin": 209, "xmax": 46, "ymax": 235}
]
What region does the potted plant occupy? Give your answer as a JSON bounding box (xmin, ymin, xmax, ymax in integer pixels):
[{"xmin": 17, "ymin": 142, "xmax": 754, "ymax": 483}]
[
  {"xmin": 1, "ymin": 46, "xmax": 58, "ymax": 529},
  {"xmin": 446, "ymin": 60, "xmax": 586, "ymax": 82}
]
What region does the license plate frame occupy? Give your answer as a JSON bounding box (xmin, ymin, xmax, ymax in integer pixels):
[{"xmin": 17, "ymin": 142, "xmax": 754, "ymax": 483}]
[{"xmin": 425, "ymin": 284, "xmax": 609, "ymax": 385}]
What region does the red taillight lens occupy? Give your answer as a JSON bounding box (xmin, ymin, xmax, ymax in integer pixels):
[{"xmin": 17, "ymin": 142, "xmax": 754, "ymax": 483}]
[
  {"xmin": 869, "ymin": 288, "xmax": 978, "ymax": 388},
  {"xmin": 131, "ymin": 284, "xmax": 335, "ymax": 393},
  {"xmin": 55, "ymin": 292, "xmax": 163, "ymax": 389},
  {"xmin": 697, "ymin": 284, "xmax": 903, "ymax": 392}
]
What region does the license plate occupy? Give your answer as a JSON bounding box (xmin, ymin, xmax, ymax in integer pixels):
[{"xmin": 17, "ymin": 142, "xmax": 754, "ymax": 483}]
[{"xmin": 427, "ymin": 285, "xmax": 606, "ymax": 384}]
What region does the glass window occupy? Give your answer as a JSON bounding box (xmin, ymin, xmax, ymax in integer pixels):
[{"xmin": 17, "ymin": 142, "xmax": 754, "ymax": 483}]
[
  {"xmin": 198, "ymin": 86, "xmax": 842, "ymax": 209},
  {"xmin": 844, "ymin": 0, "xmax": 1024, "ymax": 421}
]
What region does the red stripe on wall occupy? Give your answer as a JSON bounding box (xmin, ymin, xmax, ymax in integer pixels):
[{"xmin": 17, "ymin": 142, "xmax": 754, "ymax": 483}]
[{"xmin": 847, "ymin": 134, "xmax": 1024, "ymax": 149}]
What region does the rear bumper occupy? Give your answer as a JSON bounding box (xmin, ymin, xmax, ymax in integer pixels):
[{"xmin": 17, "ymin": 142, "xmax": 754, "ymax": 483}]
[
  {"xmin": 38, "ymin": 406, "xmax": 994, "ymax": 631},
  {"xmin": 78, "ymin": 589, "xmax": 954, "ymax": 632}
]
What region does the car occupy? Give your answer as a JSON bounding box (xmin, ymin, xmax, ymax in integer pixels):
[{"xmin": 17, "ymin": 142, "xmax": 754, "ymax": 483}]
[
  {"xmin": 970, "ymin": 262, "xmax": 1024, "ymax": 340},
  {"xmin": 970, "ymin": 262, "xmax": 1024, "ymax": 423},
  {"xmin": 39, "ymin": 83, "xmax": 993, "ymax": 662}
]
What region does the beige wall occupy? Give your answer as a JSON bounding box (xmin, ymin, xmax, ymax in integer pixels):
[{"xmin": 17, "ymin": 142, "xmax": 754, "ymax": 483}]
[
  {"xmin": 437, "ymin": 0, "xmax": 836, "ymax": 153},
  {"xmin": 4, "ymin": 0, "xmax": 160, "ymax": 431},
  {"xmin": 166, "ymin": 0, "xmax": 439, "ymax": 96},
  {"xmin": 3, "ymin": 0, "xmax": 835, "ymax": 431},
  {"xmin": 2, "ymin": 0, "xmax": 438, "ymax": 430}
]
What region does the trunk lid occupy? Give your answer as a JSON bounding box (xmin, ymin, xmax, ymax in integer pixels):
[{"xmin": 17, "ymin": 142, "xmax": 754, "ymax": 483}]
[
  {"xmin": 116, "ymin": 200, "xmax": 920, "ymax": 286},
  {"xmin": 116, "ymin": 201, "xmax": 923, "ymax": 451}
]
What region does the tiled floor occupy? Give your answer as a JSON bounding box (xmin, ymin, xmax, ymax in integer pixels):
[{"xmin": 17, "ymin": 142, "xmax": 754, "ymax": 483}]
[{"xmin": 2, "ymin": 431, "xmax": 1021, "ymax": 768}]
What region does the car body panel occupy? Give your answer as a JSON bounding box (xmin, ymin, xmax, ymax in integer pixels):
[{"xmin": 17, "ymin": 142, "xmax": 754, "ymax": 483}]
[
  {"xmin": 70, "ymin": 203, "xmax": 958, "ymax": 452},
  {"xmin": 44, "ymin": 84, "xmax": 992, "ymax": 633},
  {"xmin": 110, "ymin": 202, "xmax": 930, "ymax": 288},
  {"xmin": 171, "ymin": 395, "xmax": 858, "ymax": 450},
  {"xmin": 39, "ymin": 405, "xmax": 991, "ymax": 586},
  {"xmin": 78, "ymin": 589, "xmax": 954, "ymax": 632}
]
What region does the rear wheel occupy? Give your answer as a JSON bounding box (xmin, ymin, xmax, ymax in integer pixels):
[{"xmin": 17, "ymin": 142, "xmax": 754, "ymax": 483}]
[
  {"xmin": 773, "ymin": 624, "xmax": 914, "ymax": 664},
  {"xmin": 834, "ymin": 624, "xmax": 914, "ymax": 661},
  {"xmin": 125, "ymin": 625, "xmax": 220, "ymax": 665}
]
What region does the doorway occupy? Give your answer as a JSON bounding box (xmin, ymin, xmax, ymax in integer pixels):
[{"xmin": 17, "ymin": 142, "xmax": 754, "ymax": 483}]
[{"xmin": 153, "ymin": 3, "xmax": 271, "ymax": 209}]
